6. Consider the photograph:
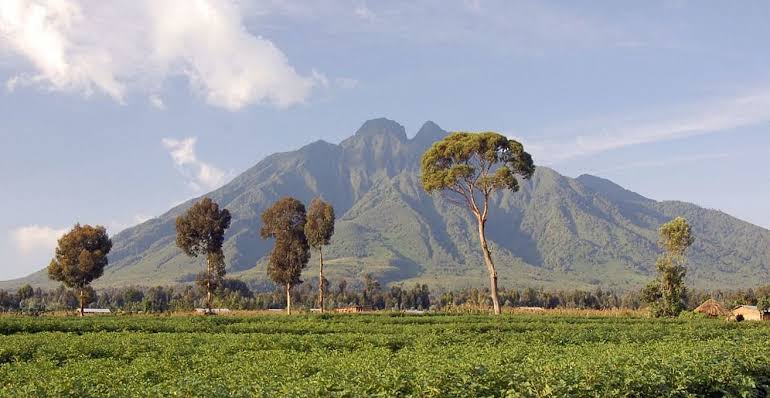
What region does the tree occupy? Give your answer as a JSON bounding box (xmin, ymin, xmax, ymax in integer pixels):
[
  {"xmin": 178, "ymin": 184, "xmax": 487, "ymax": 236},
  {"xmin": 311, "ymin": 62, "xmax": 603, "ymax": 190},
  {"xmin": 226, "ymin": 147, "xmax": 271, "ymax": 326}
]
[
  {"xmin": 122, "ymin": 288, "xmax": 145, "ymax": 312},
  {"xmin": 48, "ymin": 224, "xmax": 112, "ymax": 316},
  {"xmin": 16, "ymin": 284, "xmax": 33, "ymax": 301},
  {"xmin": 53, "ymin": 284, "xmax": 78, "ymax": 311},
  {"xmin": 758, "ymin": 296, "xmax": 770, "ymax": 314},
  {"xmin": 643, "ymin": 217, "xmax": 695, "ymax": 317},
  {"xmin": 175, "ymin": 197, "xmax": 231, "ymax": 312},
  {"xmin": 305, "ymin": 197, "xmax": 335, "ymax": 312},
  {"xmin": 261, "ymin": 197, "xmax": 310, "ymax": 315},
  {"xmin": 420, "ymin": 132, "xmax": 535, "ymax": 314},
  {"xmin": 0, "ymin": 290, "xmax": 16, "ymax": 312},
  {"xmin": 144, "ymin": 286, "xmax": 171, "ymax": 313}
]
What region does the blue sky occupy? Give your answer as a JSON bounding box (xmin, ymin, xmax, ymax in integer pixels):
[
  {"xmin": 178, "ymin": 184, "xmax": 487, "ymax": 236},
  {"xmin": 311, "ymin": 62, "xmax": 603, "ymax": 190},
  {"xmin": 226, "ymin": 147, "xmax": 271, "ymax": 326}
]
[{"xmin": 1, "ymin": 0, "xmax": 769, "ymax": 280}]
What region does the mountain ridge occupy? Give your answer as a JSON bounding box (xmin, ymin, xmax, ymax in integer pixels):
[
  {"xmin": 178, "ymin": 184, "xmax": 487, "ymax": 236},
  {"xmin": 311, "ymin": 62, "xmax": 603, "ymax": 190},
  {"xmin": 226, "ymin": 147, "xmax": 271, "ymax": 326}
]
[{"xmin": 4, "ymin": 118, "xmax": 769, "ymax": 291}]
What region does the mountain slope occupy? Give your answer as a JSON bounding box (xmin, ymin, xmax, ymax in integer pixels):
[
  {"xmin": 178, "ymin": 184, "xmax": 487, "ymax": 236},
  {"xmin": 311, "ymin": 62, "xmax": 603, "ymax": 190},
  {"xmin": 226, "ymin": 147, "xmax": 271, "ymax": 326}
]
[{"xmin": 5, "ymin": 118, "xmax": 770, "ymax": 291}]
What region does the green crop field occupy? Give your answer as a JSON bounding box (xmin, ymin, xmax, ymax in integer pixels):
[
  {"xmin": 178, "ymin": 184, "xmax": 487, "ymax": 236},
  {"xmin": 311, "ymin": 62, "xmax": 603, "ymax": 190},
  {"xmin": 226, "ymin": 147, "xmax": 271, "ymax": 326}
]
[{"xmin": 1, "ymin": 314, "xmax": 769, "ymax": 397}]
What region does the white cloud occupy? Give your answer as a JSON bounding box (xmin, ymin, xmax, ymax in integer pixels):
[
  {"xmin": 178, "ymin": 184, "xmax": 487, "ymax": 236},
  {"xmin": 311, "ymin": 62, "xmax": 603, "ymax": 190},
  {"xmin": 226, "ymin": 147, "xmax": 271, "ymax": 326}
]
[
  {"xmin": 0, "ymin": 0, "xmax": 315, "ymax": 110},
  {"xmin": 353, "ymin": 3, "xmax": 376, "ymax": 21},
  {"xmin": 5, "ymin": 75, "xmax": 20, "ymax": 91},
  {"xmin": 526, "ymin": 88, "xmax": 770, "ymax": 164},
  {"xmin": 311, "ymin": 69, "xmax": 329, "ymax": 88},
  {"xmin": 149, "ymin": 95, "xmax": 165, "ymax": 110},
  {"xmin": 11, "ymin": 225, "xmax": 67, "ymax": 255},
  {"xmin": 162, "ymin": 137, "xmax": 228, "ymax": 191}
]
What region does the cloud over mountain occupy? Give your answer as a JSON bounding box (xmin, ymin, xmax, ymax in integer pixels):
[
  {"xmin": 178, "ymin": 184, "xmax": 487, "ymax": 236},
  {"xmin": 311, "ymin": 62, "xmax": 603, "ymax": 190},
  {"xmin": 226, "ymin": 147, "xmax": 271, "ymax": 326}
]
[
  {"xmin": 11, "ymin": 224, "xmax": 65, "ymax": 254},
  {"xmin": 162, "ymin": 137, "xmax": 228, "ymax": 191}
]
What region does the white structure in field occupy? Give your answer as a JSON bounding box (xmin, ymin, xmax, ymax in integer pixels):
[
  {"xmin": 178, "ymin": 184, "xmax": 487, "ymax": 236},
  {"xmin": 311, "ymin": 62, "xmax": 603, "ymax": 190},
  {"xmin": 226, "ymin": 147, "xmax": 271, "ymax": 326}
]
[
  {"xmin": 194, "ymin": 308, "xmax": 231, "ymax": 314},
  {"xmin": 83, "ymin": 308, "xmax": 111, "ymax": 314}
]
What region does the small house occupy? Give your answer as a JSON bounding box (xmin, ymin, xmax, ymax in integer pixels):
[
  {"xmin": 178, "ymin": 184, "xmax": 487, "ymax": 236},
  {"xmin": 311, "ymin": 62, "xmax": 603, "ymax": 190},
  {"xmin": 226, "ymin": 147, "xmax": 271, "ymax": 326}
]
[
  {"xmin": 694, "ymin": 299, "xmax": 728, "ymax": 318},
  {"xmin": 731, "ymin": 305, "xmax": 769, "ymax": 321},
  {"xmin": 194, "ymin": 308, "xmax": 231, "ymax": 314},
  {"xmin": 335, "ymin": 306, "xmax": 371, "ymax": 313},
  {"xmin": 83, "ymin": 308, "xmax": 111, "ymax": 315}
]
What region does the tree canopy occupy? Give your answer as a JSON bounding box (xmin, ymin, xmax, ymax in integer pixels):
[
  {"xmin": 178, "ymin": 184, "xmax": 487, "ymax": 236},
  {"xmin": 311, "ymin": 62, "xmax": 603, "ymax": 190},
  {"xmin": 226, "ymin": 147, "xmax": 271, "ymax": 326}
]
[
  {"xmin": 266, "ymin": 236, "xmax": 310, "ymax": 288},
  {"xmin": 48, "ymin": 224, "xmax": 112, "ymax": 290},
  {"xmin": 305, "ymin": 198, "xmax": 335, "ymax": 250},
  {"xmin": 421, "ymin": 132, "xmax": 535, "ymax": 216},
  {"xmin": 48, "ymin": 224, "xmax": 112, "ymax": 316},
  {"xmin": 305, "ymin": 197, "xmax": 335, "ymax": 312},
  {"xmin": 261, "ymin": 197, "xmax": 307, "ymax": 241},
  {"xmin": 261, "ymin": 197, "xmax": 310, "ymax": 314},
  {"xmin": 659, "ymin": 217, "xmax": 695, "ymax": 257},
  {"xmin": 643, "ymin": 217, "xmax": 695, "ymax": 317},
  {"xmin": 175, "ymin": 197, "xmax": 232, "ymax": 258},
  {"xmin": 175, "ymin": 197, "xmax": 231, "ymax": 310},
  {"xmin": 420, "ymin": 132, "xmax": 534, "ymax": 315}
]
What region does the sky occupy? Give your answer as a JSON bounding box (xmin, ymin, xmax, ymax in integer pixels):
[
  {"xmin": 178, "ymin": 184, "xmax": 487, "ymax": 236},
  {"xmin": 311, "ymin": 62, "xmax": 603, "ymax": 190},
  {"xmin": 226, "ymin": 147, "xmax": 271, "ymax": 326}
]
[{"xmin": 1, "ymin": 0, "xmax": 769, "ymax": 281}]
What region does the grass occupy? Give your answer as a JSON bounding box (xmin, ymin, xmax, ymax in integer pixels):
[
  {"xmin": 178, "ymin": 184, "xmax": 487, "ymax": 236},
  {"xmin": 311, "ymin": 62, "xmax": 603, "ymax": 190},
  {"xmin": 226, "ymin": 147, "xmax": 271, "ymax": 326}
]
[{"xmin": 0, "ymin": 313, "xmax": 767, "ymax": 397}]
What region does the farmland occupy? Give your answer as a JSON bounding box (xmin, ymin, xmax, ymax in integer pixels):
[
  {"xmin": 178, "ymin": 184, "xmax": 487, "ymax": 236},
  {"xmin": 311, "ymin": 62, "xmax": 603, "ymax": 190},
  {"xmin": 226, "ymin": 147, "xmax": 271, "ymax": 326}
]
[{"xmin": 1, "ymin": 314, "xmax": 769, "ymax": 397}]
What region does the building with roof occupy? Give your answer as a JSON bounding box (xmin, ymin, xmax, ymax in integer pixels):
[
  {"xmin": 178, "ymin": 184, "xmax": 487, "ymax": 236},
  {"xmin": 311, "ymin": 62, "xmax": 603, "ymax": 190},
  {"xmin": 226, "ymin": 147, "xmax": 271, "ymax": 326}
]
[
  {"xmin": 731, "ymin": 305, "xmax": 769, "ymax": 321},
  {"xmin": 694, "ymin": 299, "xmax": 729, "ymax": 318}
]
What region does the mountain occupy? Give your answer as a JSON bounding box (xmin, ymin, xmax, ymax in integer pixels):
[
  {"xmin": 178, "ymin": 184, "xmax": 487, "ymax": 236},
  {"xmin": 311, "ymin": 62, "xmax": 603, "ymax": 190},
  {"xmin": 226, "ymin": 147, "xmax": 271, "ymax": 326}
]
[{"xmin": 5, "ymin": 118, "xmax": 770, "ymax": 291}]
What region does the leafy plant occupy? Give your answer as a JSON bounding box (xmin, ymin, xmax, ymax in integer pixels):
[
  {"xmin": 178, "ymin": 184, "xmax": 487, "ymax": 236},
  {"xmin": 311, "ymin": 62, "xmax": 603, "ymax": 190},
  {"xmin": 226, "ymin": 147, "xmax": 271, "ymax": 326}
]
[{"xmin": 2, "ymin": 314, "xmax": 770, "ymax": 397}]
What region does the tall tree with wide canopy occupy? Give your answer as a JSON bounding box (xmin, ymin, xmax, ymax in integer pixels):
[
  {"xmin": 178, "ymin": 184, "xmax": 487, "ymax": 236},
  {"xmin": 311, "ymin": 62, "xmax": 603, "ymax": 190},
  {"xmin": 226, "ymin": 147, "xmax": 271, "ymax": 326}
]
[
  {"xmin": 175, "ymin": 197, "xmax": 231, "ymax": 312},
  {"xmin": 305, "ymin": 197, "xmax": 335, "ymax": 312},
  {"xmin": 642, "ymin": 217, "xmax": 695, "ymax": 317},
  {"xmin": 48, "ymin": 224, "xmax": 112, "ymax": 316},
  {"xmin": 421, "ymin": 132, "xmax": 535, "ymax": 314},
  {"xmin": 261, "ymin": 197, "xmax": 310, "ymax": 315}
]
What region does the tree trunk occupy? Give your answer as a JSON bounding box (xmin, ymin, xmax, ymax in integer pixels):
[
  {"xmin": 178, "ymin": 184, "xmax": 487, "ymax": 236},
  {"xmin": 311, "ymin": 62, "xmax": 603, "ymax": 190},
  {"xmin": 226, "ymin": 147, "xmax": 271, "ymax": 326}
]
[
  {"xmin": 319, "ymin": 248, "xmax": 325, "ymax": 313},
  {"xmin": 286, "ymin": 283, "xmax": 292, "ymax": 315},
  {"xmin": 79, "ymin": 288, "xmax": 85, "ymax": 317},
  {"xmin": 477, "ymin": 216, "xmax": 501, "ymax": 315},
  {"xmin": 206, "ymin": 257, "xmax": 212, "ymax": 314}
]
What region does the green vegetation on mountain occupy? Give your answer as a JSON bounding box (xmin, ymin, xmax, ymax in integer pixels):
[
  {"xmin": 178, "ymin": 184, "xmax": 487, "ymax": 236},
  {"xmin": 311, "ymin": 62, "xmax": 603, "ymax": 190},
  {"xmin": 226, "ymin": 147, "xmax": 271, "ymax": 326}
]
[{"xmin": 5, "ymin": 118, "xmax": 770, "ymax": 291}]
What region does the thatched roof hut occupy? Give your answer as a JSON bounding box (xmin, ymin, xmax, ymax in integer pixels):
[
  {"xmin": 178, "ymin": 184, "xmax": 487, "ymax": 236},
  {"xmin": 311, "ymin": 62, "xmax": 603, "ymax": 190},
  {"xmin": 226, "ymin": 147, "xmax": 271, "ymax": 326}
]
[{"xmin": 694, "ymin": 299, "xmax": 728, "ymax": 318}]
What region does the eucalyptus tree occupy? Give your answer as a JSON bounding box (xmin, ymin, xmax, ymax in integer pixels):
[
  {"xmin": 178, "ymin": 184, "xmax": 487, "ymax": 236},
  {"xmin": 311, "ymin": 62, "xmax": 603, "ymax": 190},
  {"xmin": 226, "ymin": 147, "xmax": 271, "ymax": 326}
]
[
  {"xmin": 642, "ymin": 217, "xmax": 695, "ymax": 317},
  {"xmin": 261, "ymin": 197, "xmax": 310, "ymax": 315},
  {"xmin": 305, "ymin": 197, "xmax": 335, "ymax": 312},
  {"xmin": 48, "ymin": 224, "xmax": 112, "ymax": 316},
  {"xmin": 175, "ymin": 197, "xmax": 231, "ymax": 312},
  {"xmin": 421, "ymin": 132, "xmax": 535, "ymax": 314}
]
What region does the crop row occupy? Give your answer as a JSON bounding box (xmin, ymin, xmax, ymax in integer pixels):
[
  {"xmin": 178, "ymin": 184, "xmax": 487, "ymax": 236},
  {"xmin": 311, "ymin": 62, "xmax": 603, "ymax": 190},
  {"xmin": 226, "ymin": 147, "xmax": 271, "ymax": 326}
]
[{"xmin": 0, "ymin": 315, "xmax": 769, "ymax": 397}]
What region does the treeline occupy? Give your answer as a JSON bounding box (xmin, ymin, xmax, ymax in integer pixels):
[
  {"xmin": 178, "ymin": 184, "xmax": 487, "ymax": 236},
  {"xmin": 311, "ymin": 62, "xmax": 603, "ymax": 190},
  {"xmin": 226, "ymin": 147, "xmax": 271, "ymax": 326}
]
[{"xmin": 5, "ymin": 277, "xmax": 770, "ymax": 315}]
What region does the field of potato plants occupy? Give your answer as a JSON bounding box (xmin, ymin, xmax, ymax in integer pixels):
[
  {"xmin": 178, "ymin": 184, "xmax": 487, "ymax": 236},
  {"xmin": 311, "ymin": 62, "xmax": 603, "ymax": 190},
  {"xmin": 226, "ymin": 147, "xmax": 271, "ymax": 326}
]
[{"xmin": 1, "ymin": 313, "xmax": 770, "ymax": 397}]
